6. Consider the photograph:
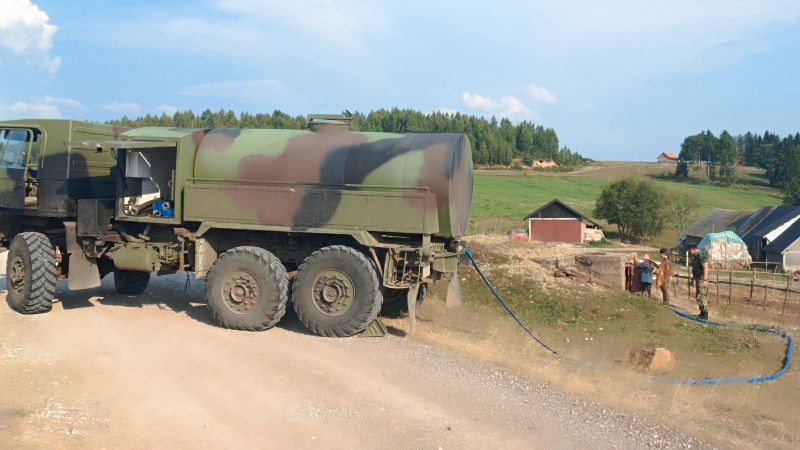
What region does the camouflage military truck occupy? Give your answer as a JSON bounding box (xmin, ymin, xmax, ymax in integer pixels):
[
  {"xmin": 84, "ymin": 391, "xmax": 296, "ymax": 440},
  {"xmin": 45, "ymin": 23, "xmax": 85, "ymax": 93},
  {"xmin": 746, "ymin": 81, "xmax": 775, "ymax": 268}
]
[{"xmin": 0, "ymin": 115, "xmax": 473, "ymax": 337}]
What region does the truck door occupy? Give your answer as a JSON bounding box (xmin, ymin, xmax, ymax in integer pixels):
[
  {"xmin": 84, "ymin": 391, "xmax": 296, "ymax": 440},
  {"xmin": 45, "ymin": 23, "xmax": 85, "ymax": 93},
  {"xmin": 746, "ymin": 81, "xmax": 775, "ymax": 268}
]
[{"xmin": 0, "ymin": 128, "xmax": 36, "ymax": 210}]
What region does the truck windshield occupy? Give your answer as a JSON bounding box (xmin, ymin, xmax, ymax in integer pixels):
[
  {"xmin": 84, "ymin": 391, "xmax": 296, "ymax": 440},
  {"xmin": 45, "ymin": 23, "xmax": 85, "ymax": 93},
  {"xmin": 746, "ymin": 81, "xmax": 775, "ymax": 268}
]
[{"xmin": 0, "ymin": 129, "xmax": 32, "ymax": 169}]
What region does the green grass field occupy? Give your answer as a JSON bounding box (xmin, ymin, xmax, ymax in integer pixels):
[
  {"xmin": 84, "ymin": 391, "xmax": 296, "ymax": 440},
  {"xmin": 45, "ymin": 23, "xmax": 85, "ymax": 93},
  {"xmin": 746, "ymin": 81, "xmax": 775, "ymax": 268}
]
[{"xmin": 470, "ymin": 162, "xmax": 782, "ymax": 243}]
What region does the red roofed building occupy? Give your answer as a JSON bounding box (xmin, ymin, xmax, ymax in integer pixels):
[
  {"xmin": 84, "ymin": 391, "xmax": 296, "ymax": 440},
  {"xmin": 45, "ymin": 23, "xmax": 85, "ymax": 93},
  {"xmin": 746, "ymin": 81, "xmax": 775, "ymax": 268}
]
[{"xmin": 657, "ymin": 151, "xmax": 679, "ymax": 163}]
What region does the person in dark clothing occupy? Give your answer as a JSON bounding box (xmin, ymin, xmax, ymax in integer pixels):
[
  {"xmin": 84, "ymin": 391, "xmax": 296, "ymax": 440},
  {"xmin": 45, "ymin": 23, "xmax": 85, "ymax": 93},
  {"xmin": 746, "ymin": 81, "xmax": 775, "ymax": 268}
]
[
  {"xmin": 639, "ymin": 254, "xmax": 655, "ymax": 298},
  {"xmin": 689, "ymin": 244, "xmax": 710, "ymax": 320}
]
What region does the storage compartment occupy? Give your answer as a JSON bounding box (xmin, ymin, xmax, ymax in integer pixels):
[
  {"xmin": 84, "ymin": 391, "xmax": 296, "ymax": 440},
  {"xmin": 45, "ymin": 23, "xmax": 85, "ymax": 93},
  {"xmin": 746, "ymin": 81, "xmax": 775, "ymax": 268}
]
[{"xmin": 118, "ymin": 147, "xmax": 176, "ymax": 219}]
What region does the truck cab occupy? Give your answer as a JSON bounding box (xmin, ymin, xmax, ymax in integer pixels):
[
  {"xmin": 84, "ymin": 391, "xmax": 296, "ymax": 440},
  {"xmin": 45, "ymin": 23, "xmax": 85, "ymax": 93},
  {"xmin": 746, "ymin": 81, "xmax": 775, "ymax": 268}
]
[{"xmin": 0, "ymin": 119, "xmax": 121, "ymax": 216}]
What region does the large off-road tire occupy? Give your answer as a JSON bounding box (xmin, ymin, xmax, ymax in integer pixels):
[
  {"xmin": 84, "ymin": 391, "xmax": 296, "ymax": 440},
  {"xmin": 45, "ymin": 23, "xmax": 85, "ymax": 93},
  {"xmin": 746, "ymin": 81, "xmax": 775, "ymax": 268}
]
[
  {"xmin": 205, "ymin": 246, "xmax": 288, "ymax": 331},
  {"xmin": 113, "ymin": 270, "xmax": 151, "ymax": 295},
  {"xmin": 292, "ymin": 245, "xmax": 382, "ymax": 337},
  {"xmin": 6, "ymin": 232, "xmax": 56, "ymax": 314}
]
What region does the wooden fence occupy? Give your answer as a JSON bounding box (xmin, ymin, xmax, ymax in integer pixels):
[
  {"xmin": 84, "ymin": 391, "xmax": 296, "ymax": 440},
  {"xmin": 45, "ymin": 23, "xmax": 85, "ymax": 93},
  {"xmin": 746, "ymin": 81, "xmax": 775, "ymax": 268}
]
[{"xmin": 673, "ymin": 265, "xmax": 799, "ymax": 317}]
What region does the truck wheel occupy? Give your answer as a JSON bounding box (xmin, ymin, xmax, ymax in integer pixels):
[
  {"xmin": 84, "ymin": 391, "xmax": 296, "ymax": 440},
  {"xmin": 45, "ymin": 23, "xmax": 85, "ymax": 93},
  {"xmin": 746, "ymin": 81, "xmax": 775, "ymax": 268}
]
[
  {"xmin": 292, "ymin": 245, "xmax": 382, "ymax": 337},
  {"xmin": 6, "ymin": 232, "xmax": 56, "ymax": 314},
  {"xmin": 205, "ymin": 246, "xmax": 288, "ymax": 331},
  {"xmin": 113, "ymin": 270, "xmax": 150, "ymax": 295}
]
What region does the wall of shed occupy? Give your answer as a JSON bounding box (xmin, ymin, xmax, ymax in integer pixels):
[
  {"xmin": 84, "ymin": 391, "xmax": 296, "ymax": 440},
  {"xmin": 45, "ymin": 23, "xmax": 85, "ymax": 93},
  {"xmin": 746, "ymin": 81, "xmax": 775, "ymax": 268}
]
[
  {"xmin": 784, "ymin": 252, "xmax": 800, "ymax": 271},
  {"xmin": 528, "ymin": 219, "xmax": 582, "ymax": 243}
]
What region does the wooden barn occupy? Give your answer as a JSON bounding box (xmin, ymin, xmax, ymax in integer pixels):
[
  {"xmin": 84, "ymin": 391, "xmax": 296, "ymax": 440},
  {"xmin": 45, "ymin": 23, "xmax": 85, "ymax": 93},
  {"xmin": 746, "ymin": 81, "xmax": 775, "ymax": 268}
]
[{"xmin": 524, "ymin": 199, "xmax": 604, "ymax": 243}]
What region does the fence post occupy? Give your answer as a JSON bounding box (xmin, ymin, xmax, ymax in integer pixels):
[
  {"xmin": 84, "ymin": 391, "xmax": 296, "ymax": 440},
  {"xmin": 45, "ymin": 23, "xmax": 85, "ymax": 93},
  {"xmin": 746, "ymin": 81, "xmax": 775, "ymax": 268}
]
[
  {"xmin": 728, "ymin": 269, "xmax": 732, "ymax": 305},
  {"xmin": 715, "ymin": 270, "xmax": 720, "ymax": 305},
  {"xmin": 763, "ymin": 283, "xmax": 768, "ymax": 311},
  {"xmin": 782, "ymin": 277, "xmax": 791, "ymax": 316},
  {"xmin": 686, "ymin": 251, "xmax": 691, "ymax": 301},
  {"xmin": 749, "ymin": 269, "xmax": 755, "ymax": 305}
]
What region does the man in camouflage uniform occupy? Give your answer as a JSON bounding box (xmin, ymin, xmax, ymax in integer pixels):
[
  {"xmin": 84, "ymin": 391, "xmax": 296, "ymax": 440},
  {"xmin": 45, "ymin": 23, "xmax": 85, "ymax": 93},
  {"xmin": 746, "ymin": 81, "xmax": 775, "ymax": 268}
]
[{"xmin": 689, "ymin": 244, "xmax": 710, "ymax": 320}]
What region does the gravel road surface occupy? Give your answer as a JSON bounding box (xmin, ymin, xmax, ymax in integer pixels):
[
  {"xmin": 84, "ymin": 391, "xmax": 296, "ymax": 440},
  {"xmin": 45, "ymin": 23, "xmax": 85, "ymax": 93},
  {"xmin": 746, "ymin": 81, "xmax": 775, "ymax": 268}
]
[{"xmin": 0, "ymin": 274, "xmax": 711, "ymax": 449}]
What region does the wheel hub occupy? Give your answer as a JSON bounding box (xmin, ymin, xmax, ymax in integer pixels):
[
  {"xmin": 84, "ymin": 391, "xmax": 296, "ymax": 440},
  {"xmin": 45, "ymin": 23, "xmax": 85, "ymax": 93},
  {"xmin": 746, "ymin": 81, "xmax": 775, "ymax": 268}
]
[
  {"xmin": 9, "ymin": 256, "xmax": 26, "ymax": 294},
  {"xmin": 221, "ymin": 271, "xmax": 260, "ymax": 313},
  {"xmin": 312, "ymin": 270, "xmax": 355, "ymax": 316}
]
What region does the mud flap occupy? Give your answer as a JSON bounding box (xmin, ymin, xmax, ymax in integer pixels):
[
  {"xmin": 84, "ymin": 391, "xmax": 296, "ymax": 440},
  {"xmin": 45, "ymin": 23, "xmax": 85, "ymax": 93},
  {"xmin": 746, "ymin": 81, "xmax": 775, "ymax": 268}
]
[
  {"xmin": 64, "ymin": 221, "xmax": 101, "ymax": 290},
  {"xmin": 407, "ymin": 283, "xmax": 420, "ymax": 332},
  {"xmin": 446, "ymin": 275, "xmax": 462, "ymax": 308},
  {"xmin": 360, "ymin": 318, "xmax": 387, "ymax": 337}
]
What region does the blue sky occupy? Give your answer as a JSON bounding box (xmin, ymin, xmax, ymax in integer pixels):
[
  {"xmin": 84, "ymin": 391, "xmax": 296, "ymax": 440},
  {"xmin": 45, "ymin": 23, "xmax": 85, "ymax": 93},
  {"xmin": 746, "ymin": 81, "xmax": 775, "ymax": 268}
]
[{"xmin": 1, "ymin": 0, "xmax": 799, "ymax": 161}]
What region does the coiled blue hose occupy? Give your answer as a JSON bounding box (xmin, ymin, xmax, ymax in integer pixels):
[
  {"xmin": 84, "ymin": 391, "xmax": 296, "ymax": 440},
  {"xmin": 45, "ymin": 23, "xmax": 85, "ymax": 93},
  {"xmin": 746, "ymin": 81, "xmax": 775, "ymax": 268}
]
[{"xmin": 464, "ymin": 248, "xmax": 794, "ymax": 385}]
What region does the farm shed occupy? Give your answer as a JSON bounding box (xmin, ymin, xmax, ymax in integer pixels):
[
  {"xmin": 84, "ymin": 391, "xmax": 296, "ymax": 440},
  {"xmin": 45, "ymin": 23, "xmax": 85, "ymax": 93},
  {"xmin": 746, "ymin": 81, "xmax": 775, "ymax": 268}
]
[
  {"xmin": 678, "ymin": 208, "xmax": 755, "ymax": 250},
  {"xmin": 740, "ymin": 205, "xmax": 800, "ymax": 260},
  {"xmin": 657, "ymin": 152, "xmax": 679, "ymax": 163},
  {"xmin": 762, "ymin": 219, "xmax": 800, "ymax": 272},
  {"xmin": 524, "ymin": 199, "xmax": 603, "ymax": 243}
]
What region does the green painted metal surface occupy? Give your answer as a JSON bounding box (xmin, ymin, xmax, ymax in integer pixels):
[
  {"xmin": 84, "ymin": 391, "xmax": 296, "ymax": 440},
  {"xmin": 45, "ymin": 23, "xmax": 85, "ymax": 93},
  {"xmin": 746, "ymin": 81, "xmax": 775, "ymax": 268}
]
[{"xmin": 119, "ymin": 125, "xmax": 473, "ymax": 239}]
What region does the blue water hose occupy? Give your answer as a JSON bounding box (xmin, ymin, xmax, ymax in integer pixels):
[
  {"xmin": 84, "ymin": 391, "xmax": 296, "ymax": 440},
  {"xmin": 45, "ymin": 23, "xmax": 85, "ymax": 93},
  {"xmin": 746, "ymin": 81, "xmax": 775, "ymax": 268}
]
[{"xmin": 464, "ymin": 248, "xmax": 794, "ymax": 385}]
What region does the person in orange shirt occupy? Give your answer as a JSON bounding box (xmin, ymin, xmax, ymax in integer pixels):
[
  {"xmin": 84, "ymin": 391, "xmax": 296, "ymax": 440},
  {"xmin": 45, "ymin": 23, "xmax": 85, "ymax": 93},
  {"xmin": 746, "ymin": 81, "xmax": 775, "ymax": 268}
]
[{"xmin": 656, "ymin": 247, "xmax": 674, "ymax": 306}]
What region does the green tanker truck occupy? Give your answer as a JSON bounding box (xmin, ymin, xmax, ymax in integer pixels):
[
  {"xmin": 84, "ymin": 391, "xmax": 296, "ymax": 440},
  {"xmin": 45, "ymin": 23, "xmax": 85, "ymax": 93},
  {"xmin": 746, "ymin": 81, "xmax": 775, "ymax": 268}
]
[{"xmin": 0, "ymin": 115, "xmax": 473, "ymax": 336}]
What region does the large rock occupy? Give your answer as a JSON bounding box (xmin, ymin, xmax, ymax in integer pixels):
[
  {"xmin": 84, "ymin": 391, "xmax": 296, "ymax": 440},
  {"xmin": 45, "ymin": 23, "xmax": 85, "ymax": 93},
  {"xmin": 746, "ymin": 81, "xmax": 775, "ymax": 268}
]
[{"xmin": 628, "ymin": 347, "xmax": 676, "ymax": 373}]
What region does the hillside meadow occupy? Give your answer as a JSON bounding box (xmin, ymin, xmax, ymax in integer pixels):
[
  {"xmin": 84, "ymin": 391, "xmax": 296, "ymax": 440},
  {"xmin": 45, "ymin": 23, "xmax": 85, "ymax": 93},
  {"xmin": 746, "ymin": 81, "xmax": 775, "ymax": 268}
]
[{"xmin": 470, "ymin": 162, "xmax": 782, "ymax": 244}]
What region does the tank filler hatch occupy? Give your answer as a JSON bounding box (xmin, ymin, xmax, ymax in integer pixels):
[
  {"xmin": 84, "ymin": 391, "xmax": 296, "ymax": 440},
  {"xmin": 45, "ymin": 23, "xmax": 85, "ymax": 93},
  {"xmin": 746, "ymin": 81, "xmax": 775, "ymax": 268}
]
[{"xmin": 307, "ymin": 113, "xmax": 353, "ymax": 131}]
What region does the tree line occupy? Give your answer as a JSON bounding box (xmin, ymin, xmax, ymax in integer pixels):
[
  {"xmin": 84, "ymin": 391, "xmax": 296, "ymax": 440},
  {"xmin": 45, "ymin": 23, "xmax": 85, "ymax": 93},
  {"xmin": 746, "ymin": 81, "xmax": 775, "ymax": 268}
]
[
  {"xmin": 675, "ymin": 129, "xmax": 800, "ymax": 204},
  {"xmin": 108, "ymin": 108, "xmax": 585, "ymax": 167},
  {"xmin": 738, "ymin": 131, "xmax": 800, "ymax": 203}
]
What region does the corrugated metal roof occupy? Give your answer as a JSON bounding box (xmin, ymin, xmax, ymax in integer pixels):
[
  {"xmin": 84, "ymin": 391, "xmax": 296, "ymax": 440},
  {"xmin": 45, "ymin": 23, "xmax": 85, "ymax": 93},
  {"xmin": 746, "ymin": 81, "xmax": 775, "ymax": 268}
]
[
  {"xmin": 742, "ymin": 205, "xmax": 800, "ymax": 248},
  {"xmin": 735, "ymin": 206, "xmax": 777, "ymax": 237},
  {"xmin": 763, "ymin": 219, "xmax": 800, "ymax": 254},
  {"xmin": 682, "ymin": 209, "xmax": 755, "ymax": 238}
]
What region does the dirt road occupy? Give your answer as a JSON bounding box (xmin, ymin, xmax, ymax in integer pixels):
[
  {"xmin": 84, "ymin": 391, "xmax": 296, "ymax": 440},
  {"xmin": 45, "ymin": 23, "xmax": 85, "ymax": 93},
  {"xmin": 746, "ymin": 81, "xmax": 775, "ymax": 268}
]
[{"xmin": 0, "ymin": 274, "xmax": 708, "ymax": 449}]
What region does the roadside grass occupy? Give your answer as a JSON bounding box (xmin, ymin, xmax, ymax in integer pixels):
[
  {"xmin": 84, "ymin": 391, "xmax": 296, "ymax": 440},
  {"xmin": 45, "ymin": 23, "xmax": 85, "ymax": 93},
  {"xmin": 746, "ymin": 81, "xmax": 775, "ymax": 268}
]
[
  {"xmin": 398, "ymin": 241, "xmax": 799, "ymax": 448},
  {"xmin": 451, "ymin": 244, "xmax": 784, "ymax": 373}
]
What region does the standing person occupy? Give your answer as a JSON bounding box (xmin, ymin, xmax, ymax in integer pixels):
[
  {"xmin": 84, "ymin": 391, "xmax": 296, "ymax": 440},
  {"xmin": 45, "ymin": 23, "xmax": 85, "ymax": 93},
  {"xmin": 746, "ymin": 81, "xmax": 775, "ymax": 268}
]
[
  {"xmin": 639, "ymin": 254, "xmax": 654, "ymax": 299},
  {"xmin": 689, "ymin": 244, "xmax": 710, "ymax": 320},
  {"xmin": 657, "ymin": 247, "xmax": 673, "ymax": 306}
]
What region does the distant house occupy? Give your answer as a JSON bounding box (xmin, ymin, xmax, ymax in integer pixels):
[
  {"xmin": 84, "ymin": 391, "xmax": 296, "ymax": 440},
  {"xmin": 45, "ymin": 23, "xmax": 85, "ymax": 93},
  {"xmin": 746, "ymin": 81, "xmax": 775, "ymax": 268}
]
[
  {"xmin": 524, "ymin": 199, "xmax": 604, "ymax": 243},
  {"xmin": 532, "ymin": 159, "xmax": 558, "ymax": 168},
  {"xmin": 657, "ymin": 152, "xmax": 679, "ymax": 163}
]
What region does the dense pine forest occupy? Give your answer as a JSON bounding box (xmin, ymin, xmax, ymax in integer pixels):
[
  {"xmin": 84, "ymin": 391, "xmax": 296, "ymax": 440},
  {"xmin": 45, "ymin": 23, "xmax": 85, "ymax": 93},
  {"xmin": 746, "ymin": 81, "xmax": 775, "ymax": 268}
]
[{"xmin": 109, "ymin": 108, "xmax": 586, "ymax": 167}]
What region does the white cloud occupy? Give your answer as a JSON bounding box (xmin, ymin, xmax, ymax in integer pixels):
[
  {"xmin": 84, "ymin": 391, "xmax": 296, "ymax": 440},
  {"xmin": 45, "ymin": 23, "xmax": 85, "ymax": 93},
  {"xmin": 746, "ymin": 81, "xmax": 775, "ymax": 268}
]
[
  {"xmin": 155, "ymin": 104, "xmax": 179, "ymax": 116},
  {"xmin": 461, "ymin": 92, "xmax": 534, "ymax": 120},
  {"xmin": 99, "ymin": 101, "xmax": 142, "ymax": 115},
  {"xmin": 462, "ymin": 92, "xmax": 499, "ymax": 112},
  {"xmin": 526, "ymin": 84, "xmax": 557, "ymax": 105},
  {"xmin": 180, "ymin": 79, "xmax": 290, "ymax": 102},
  {"xmin": 0, "ymin": 0, "xmax": 61, "ymax": 76},
  {"xmin": 0, "ymin": 96, "xmax": 83, "ymax": 119}
]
